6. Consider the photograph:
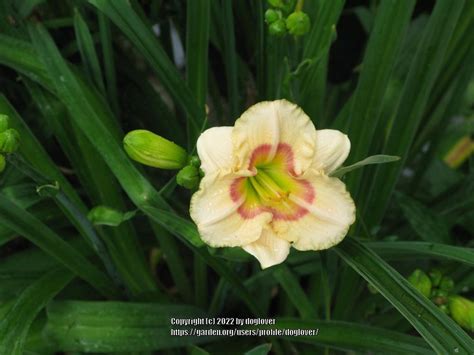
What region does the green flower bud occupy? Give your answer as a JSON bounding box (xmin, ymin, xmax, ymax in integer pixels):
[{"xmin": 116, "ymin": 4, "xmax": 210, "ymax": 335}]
[
  {"xmin": 189, "ymin": 155, "xmax": 201, "ymax": 168},
  {"xmin": 286, "ymin": 11, "xmax": 311, "ymax": 36},
  {"xmin": 448, "ymin": 296, "xmax": 474, "ymax": 331},
  {"xmin": 0, "ymin": 128, "xmax": 20, "ymax": 154},
  {"xmin": 439, "ymin": 276, "xmax": 454, "ymax": 292},
  {"xmin": 429, "ymin": 269, "xmax": 443, "ymax": 287},
  {"xmin": 0, "ymin": 114, "xmax": 9, "ymax": 133},
  {"xmin": 123, "ymin": 130, "xmax": 188, "ymax": 170},
  {"xmin": 0, "ymin": 154, "xmax": 5, "ymax": 173},
  {"xmin": 265, "ymin": 9, "xmax": 281, "ymax": 24},
  {"xmin": 408, "ymin": 269, "xmax": 432, "ymax": 298},
  {"xmin": 177, "ymin": 165, "xmax": 201, "ymax": 190},
  {"xmin": 269, "ymin": 18, "xmax": 287, "ymax": 36},
  {"xmin": 88, "ymin": 205, "xmax": 137, "ymax": 227}
]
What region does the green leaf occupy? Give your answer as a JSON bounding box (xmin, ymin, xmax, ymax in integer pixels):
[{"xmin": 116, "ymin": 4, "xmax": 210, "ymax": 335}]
[
  {"xmin": 44, "ymin": 301, "xmax": 215, "ymax": 352},
  {"xmin": 98, "ymin": 12, "xmax": 119, "ymax": 114},
  {"xmin": 335, "ymin": 238, "xmax": 474, "ymax": 353},
  {"xmin": 396, "ymin": 193, "xmax": 451, "ymax": 243},
  {"xmin": 299, "ymin": 0, "xmax": 345, "ymax": 119},
  {"xmin": 365, "ymin": 242, "xmax": 474, "ymax": 266},
  {"xmin": 244, "ymin": 343, "xmax": 272, "ymax": 355},
  {"xmin": 0, "ymin": 268, "xmax": 74, "ymax": 355},
  {"xmin": 14, "ymin": 0, "xmax": 47, "ymax": 18},
  {"xmin": 220, "ymin": 0, "xmax": 240, "ymax": 119},
  {"xmin": 364, "ymin": 0, "xmax": 465, "ymax": 228},
  {"xmin": 88, "ymin": 0, "xmax": 202, "ymax": 132},
  {"xmin": 73, "ymin": 9, "xmax": 106, "ymax": 94},
  {"xmin": 257, "ymin": 318, "xmax": 431, "ymax": 354},
  {"xmin": 0, "ymin": 35, "xmax": 51, "ymax": 89},
  {"xmin": 27, "ymin": 23, "xmax": 164, "ymax": 295},
  {"xmin": 0, "ymin": 95, "xmax": 83, "ymax": 209},
  {"xmin": 343, "ymin": 0, "xmax": 415, "ymax": 199},
  {"xmin": 143, "ymin": 206, "xmax": 204, "ymax": 248},
  {"xmin": 273, "ymin": 265, "xmax": 317, "ymax": 319},
  {"xmin": 143, "ymin": 205, "xmax": 262, "ymax": 317},
  {"xmin": 0, "ymin": 193, "xmax": 120, "ymax": 299},
  {"xmin": 330, "ymin": 155, "xmax": 400, "ymax": 178}
]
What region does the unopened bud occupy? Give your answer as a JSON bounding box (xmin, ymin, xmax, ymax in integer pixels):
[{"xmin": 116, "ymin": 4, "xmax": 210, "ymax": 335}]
[
  {"xmin": 177, "ymin": 165, "xmax": 200, "ymax": 190},
  {"xmin": 265, "ymin": 9, "xmax": 281, "ymax": 24},
  {"xmin": 123, "ymin": 130, "xmax": 188, "ymax": 170},
  {"xmin": 0, "ymin": 128, "xmax": 20, "ymax": 154},
  {"xmin": 448, "ymin": 296, "xmax": 474, "ymax": 331},
  {"xmin": 88, "ymin": 205, "xmax": 136, "ymax": 227},
  {"xmin": 189, "ymin": 155, "xmax": 201, "ymax": 168},
  {"xmin": 439, "ymin": 276, "xmax": 454, "ymax": 292},
  {"xmin": 269, "ymin": 18, "xmax": 287, "ymax": 36},
  {"xmin": 0, "ymin": 114, "xmax": 9, "ymax": 133},
  {"xmin": 286, "ymin": 11, "xmax": 310, "ymax": 36},
  {"xmin": 429, "ymin": 269, "xmax": 442, "ymax": 287},
  {"xmin": 408, "ymin": 269, "xmax": 432, "ymax": 298}
]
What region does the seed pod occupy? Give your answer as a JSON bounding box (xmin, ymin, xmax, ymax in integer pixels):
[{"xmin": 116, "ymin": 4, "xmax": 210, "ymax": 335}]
[{"xmin": 123, "ymin": 130, "xmax": 188, "ymax": 170}]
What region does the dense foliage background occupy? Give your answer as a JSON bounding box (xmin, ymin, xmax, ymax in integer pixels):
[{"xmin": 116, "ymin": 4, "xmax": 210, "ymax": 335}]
[{"xmin": 0, "ymin": 0, "xmax": 473, "ymax": 354}]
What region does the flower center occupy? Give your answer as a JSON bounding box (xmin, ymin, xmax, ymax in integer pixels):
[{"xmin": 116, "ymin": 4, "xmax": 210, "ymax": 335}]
[{"xmin": 230, "ymin": 143, "xmax": 314, "ymax": 220}]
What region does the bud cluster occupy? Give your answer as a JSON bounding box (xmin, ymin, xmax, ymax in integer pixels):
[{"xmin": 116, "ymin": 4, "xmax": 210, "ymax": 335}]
[
  {"xmin": 265, "ymin": 0, "xmax": 311, "ymax": 37},
  {"xmin": 408, "ymin": 268, "xmax": 473, "ymax": 331},
  {"xmin": 0, "ymin": 114, "xmax": 21, "ymax": 173},
  {"xmin": 123, "ymin": 129, "xmax": 203, "ymax": 190}
]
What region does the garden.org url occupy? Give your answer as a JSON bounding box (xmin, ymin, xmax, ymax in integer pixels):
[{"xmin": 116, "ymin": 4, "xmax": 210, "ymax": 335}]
[{"xmin": 170, "ymin": 328, "xmax": 319, "ymax": 337}]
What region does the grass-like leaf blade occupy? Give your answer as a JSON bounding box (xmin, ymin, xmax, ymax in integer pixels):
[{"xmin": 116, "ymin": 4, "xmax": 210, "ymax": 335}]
[{"xmin": 335, "ymin": 238, "xmax": 474, "ymax": 354}]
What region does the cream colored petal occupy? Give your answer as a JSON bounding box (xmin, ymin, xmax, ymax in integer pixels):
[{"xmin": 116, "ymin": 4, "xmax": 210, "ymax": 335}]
[
  {"xmin": 190, "ymin": 172, "xmax": 272, "ymax": 248},
  {"xmin": 243, "ymin": 228, "xmax": 290, "ymax": 269},
  {"xmin": 233, "ymin": 100, "xmax": 317, "ymax": 175},
  {"xmin": 196, "ymin": 126, "xmax": 234, "ymax": 175},
  {"xmin": 272, "ymin": 173, "xmax": 355, "ymax": 251},
  {"xmin": 311, "ymin": 129, "xmax": 351, "ymax": 174}
]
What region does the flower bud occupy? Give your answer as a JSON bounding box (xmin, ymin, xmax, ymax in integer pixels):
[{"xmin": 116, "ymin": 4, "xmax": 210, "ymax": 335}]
[
  {"xmin": 0, "ymin": 154, "xmax": 5, "ymax": 173},
  {"xmin": 189, "ymin": 155, "xmax": 201, "ymax": 168},
  {"xmin": 269, "ymin": 18, "xmax": 287, "ymax": 36},
  {"xmin": 0, "ymin": 114, "xmax": 9, "ymax": 133},
  {"xmin": 286, "ymin": 11, "xmax": 311, "ymax": 36},
  {"xmin": 88, "ymin": 205, "xmax": 136, "ymax": 227},
  {"xmin": 177, "ymin": 165, "xmax": 201, "ymax": 190},
  {"xmin": 439, "ymin": 276, "xmax": 454, "ymax": 292},
  {"xmin": 448, "ymin": 296, "xmax": 474, "ymax": 331},
  {"xmin": 265, "ymin": 9, "xmax": 281, "ymax": 24},
  {"xmin": 408, "ymin": 269, "xmax": 432, "ymax": 298},
  {"xmin": 0, "ymin": 128, "xmax": 20, "ymax": 154},
  {"xmin": 123, "ymin": 130, "xmax": 188, "ymax": 170},
  {"xmin": 429, "ymin": 269, "xmax": 442, "ymax": 287}
]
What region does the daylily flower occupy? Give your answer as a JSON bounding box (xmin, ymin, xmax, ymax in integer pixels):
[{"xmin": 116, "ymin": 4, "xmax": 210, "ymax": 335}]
[{"xmin": 190, "ymin": 100, "xmax": 355, "ymax": 268}]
